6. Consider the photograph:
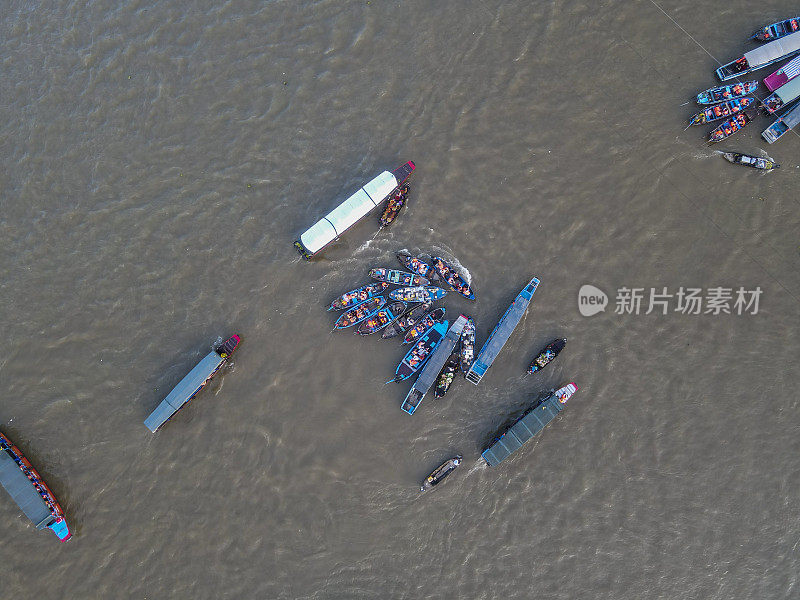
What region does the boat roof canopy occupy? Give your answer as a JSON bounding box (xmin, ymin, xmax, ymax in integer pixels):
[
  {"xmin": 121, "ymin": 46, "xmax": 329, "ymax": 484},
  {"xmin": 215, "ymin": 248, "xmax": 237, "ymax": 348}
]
[
  {"xmin": 0, "ymin": 447, "xmax": 54, "ymax": 529},
  {"xmin": 144, "ymin": 351, "xmax": 225, "ymax": 432},
  {"xmin": 775, "ymin": 76, "xmax": 800, "ymax": 102},
  {"xmin": 780, "ymin": 101, "xmax": 800, "ymax": 128},
  {"xmin": 745, "ymin": 30, "xmax": 800, "ymax": 66},
  {"xmin": 298, "ymin": 170, "xmax": 400, "ymax": 255}
]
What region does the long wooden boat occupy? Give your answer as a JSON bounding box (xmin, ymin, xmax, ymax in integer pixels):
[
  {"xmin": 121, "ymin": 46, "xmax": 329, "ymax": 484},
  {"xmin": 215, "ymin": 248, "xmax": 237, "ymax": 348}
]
[
  {"xmin": 459, "ymin": 317, "xmax": 476, "ymax": 373},
  {"xmin": 401, "ymin": 316, "xmax": 468, "ymax": 415},
  {"xmin": 396, "ymin": 251, "xmax": 435, "ymax": 280},
  {"xmin": 696, "ymin": 81, "xmax": 758, "ymax": 105},
  {"xmin": 145, "ymin": 335, "xmax": 241, "ymax": 432},
  {"xmin": 389, "ymin": 286, "xmax": 447, "ymax": 303},
  {"xmin": 708, "ymin": 109, "xmax": 758, "ymax": 143},
  {"xmin": 0, "ymin": 432, "xmax": 71, "ymax": 541},
  {"xmin": 434, "ymin": 354, "xmax": 460, "ymax": 399},
  {"xmin": 293, "ymin": 161, "xmax": 415, "ymax": 259},
  {"xmin": 716, "ymin": 30, "xmax": 800, "ymax": 80},
  {"xmin": 356, "ymin": 301, "xmax": 406, "ymax": 335},
  {"xmin": 762, "ymin": 101, "xmax": 800, "ymax": 143},
  {"xmin": 381, "ymin": 302, "xmax": 431, "ymax": 339},
  {"xmin": 752, "ymin": 17, "xmax": 800, "ymax": 42},
  {"xmin": 378, "ymin": 184, "xmax": 410, "ymax": 227},
  {"xmin": 403, "ymin": 308, "xmax": 446, "ymax": 344},
  {"xmin": 764, "ymin": 55, "xmax": 800, "ymax": 91},
  {"xmin": 465, "ymin": 277, "xmax": 540, "ymax": 384},
  {"xmin": 481, "ymin": 383, "xmax": 578, "ymax": 467},
  {"xmin": 721, "ymin": 152, "xmax": 780, "ymax": 170},
  {"xmin": 390, "ymin": 320, "xmax": 449, "ymax": 383},
  {"xmin": 369, "ymin": 268, "xmax": 428, "ymax": 287},
  {"xmin": 432, "ymin": 256, "xmax": 475, "ymax": 300},
  {"xmin": 327, "ymin": 282, "xmax": 388, "ymax": 311},
  {"xmin": 762, "ymin": 76, "xmax": 800, "ymax": 113},
  {"xmin": 688, "ymin": 97, "xmax": 755, "ymax": 126},
  {"xmin": 334, "ymin": 297, "xmax": 386, "ymax": 329},
  {"xmin": 420, "ymin": 456, "xmax": 462, "ymax": 492}
]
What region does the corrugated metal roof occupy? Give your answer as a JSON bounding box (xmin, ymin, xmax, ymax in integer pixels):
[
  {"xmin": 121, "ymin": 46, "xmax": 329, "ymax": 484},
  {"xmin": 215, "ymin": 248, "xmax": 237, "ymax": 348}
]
[
  {"xmin": 0, "ymin": 448, "xmax": 53, "ymax": 528},
  {"xmin": 745, "ymin": 30, "xmax": 800, "ymax": 66}
]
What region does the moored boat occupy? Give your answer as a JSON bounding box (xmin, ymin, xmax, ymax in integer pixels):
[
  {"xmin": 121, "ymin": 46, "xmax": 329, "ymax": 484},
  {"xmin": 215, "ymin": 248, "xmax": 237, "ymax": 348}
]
[
  {"xmin": 381, "ymin": 302, "xmax": 431, "ymax": 339},
  {"xmin": 764, "ymin": 55, "xmax": 800, "ymax": 91},
  {"xmin": 328, "ymin": 282, "xmax": 388, "ymax": 311},
  {"xmin": 716, "ymin": 31, "xmax": 800, "ymax": 80},
  {"xmin": 396, "ymin": 250, "xmax": 435, "ymax": 280},
  {"xmin": 334, "ymin": 297, "xmax": 386, "ymax": 329},
  {"xmin": 708, "ymin": 109, "xmax": 758, "ymax": 143},
  {"xmin": 762, "ymin": 76, "xmax": 800, "ymax": 113},
  {"xmin": 721, "ymin": 152, "xmax": 780, "ymax": 170},
  {"xmin": 752, "ymin": 17, "xmax": 800, "ymax": 42},
  {"xmin": 696, "ymin": 81, "xmax": 758, "ymax": 104},
  {"xmin": 434, "ymin": 354, "xmax": 460, "ymax": 398},
  {"xmin": 294, "ymin": 161, "xmax": 415, "ymax": 259},
  {"xmin": 369, "ymin": 268, "xmax": 428, "ymax": 287},
  {"xmin": 459, "ymin": 317, "xmax": 476, "ymax": 373},
  {"xmin": 144, "ymin": 335, "xmax": 241, "ymax": 433},
  {"xmin": 390, "ymin": 320, "xmax": 449, "ymax": 383},
  {"xmin": 389, "ymin": 286, "xmax": 447, "ymax": 303},
  {"xmin": 432, "ymin": 256, "xmax": 475, "ymax": 300},
  {"xmin": 379, "ymin": 184, "xmax": 410, "ymax": 227},
  {"xmin": 528, "ymin": 338, "xmax": 567, "ymax": 374},
  {"xmin": 0, "ymin": 432, "xmax": 71, "ymax": 541},
  {"xmin": 481, "ymin": 383, "xmax": 578, "ymax": 467},
  {"xmin": 688, "ymin": 97, "xmax": 755, "ymax": 126},
  {"xmin": 403, "ymin": 307, "xmax": 446, "ymax": 344},
  {"xmin": 420, "ymin": 456, "xmax": 462, "ymax": 491},
  {"xmin": 356, "ymin": 301, "xmax": 407, "ymax": 335},
  {"xmin": 762, "ymin": 100, "xmax": 800, "ymax": 143}
]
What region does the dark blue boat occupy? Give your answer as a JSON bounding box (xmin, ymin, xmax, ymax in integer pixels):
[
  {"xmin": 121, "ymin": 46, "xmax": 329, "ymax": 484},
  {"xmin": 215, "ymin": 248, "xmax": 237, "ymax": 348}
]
[{"xmin": 482, "ymin": 383, "xmax": 578, "ymax": 467}]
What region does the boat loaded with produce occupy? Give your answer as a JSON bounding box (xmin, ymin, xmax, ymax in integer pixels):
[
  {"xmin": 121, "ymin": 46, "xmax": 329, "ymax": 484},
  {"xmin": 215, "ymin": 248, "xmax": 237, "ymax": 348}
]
[
  {"xmin": 528, "ymin": 338, "xmax": 567, "ymax": 374},
  {"xmin": 0, "ymin": 432, "xmax": 71, "ymax": 542},
  {"xmin": 144, "ymin": 335, "xmax": 241, "ymax": 433},
  {"xmin": 721, "ymin": 152, "xmax": 779, "ymax": 171},
  {"xmin": 294, "ymin": 161, "xmax": 415, "ymax": 259}
]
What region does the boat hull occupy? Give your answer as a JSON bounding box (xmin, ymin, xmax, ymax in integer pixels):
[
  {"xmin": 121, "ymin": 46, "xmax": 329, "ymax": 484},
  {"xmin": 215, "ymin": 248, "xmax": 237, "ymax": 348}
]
[
  {"xmin": 434, "ymin": 355, "xmax": 459, "ymax": 398},
  {"xmin": 389, "ymin": 286, "xmax": 447, "ymax": 303},
  {"xmin": 721, "ymin": 152, "xmax": 779, "ymax": 170},
  {"xmin": 356, "ymin": 301, "xmax": 407, "ymax": 335},
  {"xmin": 420, "ymin": 456, "xmax": 462, "ymax": 491},
  {"xmin": 396, "ymin": 251, "xmax": 435, "ymax": 279},
  {"xmin": 403, "ymin": 308, "xmax": 446, "ymax": 344},
  {"xmin": 696, "ymin": 81, "xmax": 758, "ymax": 104},
  {"xmin": 459, "ymin": 317, "xmax": 476, "ymax": 373},
  {"xmin": 328, "ymin": 282, "xmax": 389, "ymax": 311},
  {"xmin": 334, "ymin": 297, "xmax": 387, "ymax": 329},
  {"xmin": 379, "ymin": 184, "xmax": 410, "ymax": 227},
  {"xmin": 688, "ymin": 97, "xmax": 754, "ymax": 125},
  {"xmin": 528, "ymin": 338, "xmax": 567, "ymax": 374},
  {"xmin": 381, "ymin": 302, "xmax": 431, "ymax": 339},
  {"xmin": 369, "ymin": 268, "xmax": 428, "ymax": 287},
  {"xmin": 432, "ymin": 257, "xmax": 475, "ymax": 299},
  {"xmin": 392, "ymin": 321, "xmax": 449, "ymax": 382}
]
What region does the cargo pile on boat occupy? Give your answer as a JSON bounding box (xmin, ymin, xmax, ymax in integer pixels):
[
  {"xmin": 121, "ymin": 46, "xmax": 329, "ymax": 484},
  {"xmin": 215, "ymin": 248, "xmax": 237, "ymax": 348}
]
[{"xmin": 687, "ymin": 18, "xmax": 800, "ymax": 153}]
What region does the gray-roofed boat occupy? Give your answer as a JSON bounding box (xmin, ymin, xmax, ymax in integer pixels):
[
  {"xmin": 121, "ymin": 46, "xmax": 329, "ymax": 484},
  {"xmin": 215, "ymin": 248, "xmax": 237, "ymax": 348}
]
[
  {"xmin": 716, "ymin": 30, "xmax": 800, "ymax": 80},
  {"xmin": 762, "ymin": 100, "xmax": 800, "ymax": 143},
  {"xmin": 144, "ymin": 335, "xmax": 240, "ymax": 433},
  {"xmin": 0, "ymin": 432, "xmax": 71, "ymax": 541},
  {"xmin": 465, "ymin": 277, "xmax": 540, "ymax": 384},
  {"xmin": 401, "ymin": 315, "xmax": 468, "ymax": 415},
  {"xmin": 481, "ymin": 383, "xmax": 578, "ymax": 467},
  {"xmin": 762, "ymin": 76, "xmax": 800, "ymax": 114},
  {"xmin": 293, "ymin": 161, "xmax": 415, "ymax": 259}
]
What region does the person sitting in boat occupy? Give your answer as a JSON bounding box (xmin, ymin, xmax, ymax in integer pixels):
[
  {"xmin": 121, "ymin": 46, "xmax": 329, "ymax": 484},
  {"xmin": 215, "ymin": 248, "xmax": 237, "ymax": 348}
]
[
  {"xmin": 732, "ymin": 83, "xmax": 743, "ymax": 94},
  {"xmin": 736, "ymin": 113, "xmax": 747, "ymax": 127}
]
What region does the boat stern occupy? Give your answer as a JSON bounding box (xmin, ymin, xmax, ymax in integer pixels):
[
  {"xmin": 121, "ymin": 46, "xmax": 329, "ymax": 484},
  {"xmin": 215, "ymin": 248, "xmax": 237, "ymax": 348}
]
[
  {"xmin": 555, "ymin": 382, "xmax": 578, "ymax": 404},
  {"xmin": 48, "ymin": 517, "xmax": 72, "ymax": 542},
  {"xmin": 391, "ymin": 161, "xmax": 415, "ymax": 184},
  {"xmin": 216, "ymin": 334, "xmax": 241, "ymax": 358}
]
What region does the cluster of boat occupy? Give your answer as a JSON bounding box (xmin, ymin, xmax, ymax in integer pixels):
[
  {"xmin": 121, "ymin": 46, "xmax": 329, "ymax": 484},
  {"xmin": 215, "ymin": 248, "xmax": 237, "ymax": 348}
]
[{"xmin": 686, "ymin": 17, "xmax": 800, "ymax": 161}]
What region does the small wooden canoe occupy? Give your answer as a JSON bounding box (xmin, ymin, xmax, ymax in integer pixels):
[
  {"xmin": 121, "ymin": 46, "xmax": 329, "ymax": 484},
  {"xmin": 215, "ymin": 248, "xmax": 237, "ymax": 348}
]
[
  {"xmin": 334, "ymin": 297, "xmax": 386, "ymax": 329},
  {"xmin": 688, "ymin": 97, "xmax": 755, "ymax": 126},
  {"xmin": 389, "ymin": 286, "xmax": 447, "ymax": 303},
  {"xmin": 708, "ymin": 109, "xmax": 758, "ymax": 143},
  {"xmin": 369, "ymin": 268, "xmax": 428, "ymax": 287},
  {"xmin": 696, "ymin": 81, "xmax": 758, "ymax": 105},
  {"xmin": 434, "ymin": 354, "xmax": 460, "ymax": 398},
  {"xmin": 381, "ymin": 302, "xmax": 431, "ymax": 339},
  {"xmin": 328, "ymin": 282, "xmax": 388, "ymax": 311},
  {"xmin": 432, "ymin": 257, "xmax": 475, "ymax": 300},
  {"xmin": 403, "ymin": 308, "xmax": 446, "ymax": 344},
  {"xmin": 753, "ymin": 17, "xmax": 800, "ymax": 42},
  {"xmin": 420, "ymin": 456, "xmax": 462, "ymax": 491},
  {"xmin": 356, "ymin": 301, "xmax": 407, "ymax": 335},
  {"xmin": 528, "ymin": 338, "xmax": 567, "ymax": 374},
  {"xmin": 379, "ymin": 184, "xmax": 410, "ymax": 227},
  {"xmin": 459, "ymin": 317, "xmax": 476, "ymax": 373}
]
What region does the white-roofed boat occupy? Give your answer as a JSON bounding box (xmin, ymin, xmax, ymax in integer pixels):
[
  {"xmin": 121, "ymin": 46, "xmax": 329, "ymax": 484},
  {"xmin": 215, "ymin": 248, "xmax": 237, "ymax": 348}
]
[
  {"xmin": 294, "ymin": 161, "xmax": 415, "ymax": 259},
  {"xmin": 716, "ymin": 30, "xmax": 800, "ymax": 80},
  {"xmin": 762, "ymin": 101, "xmax": 800, "ymax": 143}
]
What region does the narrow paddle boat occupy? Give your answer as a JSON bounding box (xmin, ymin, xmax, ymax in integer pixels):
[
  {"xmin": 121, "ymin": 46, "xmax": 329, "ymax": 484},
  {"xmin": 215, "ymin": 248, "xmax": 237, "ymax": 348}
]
[
  {"xmin": 334, "ymin": 297, "xmax": 386, "ymax": 329},
  {"xmin": 389, "ymin": 286, "xmax": 447, "ymax": 303},
  {"xmin": 434, "ymin": 354, "xmax": 460, "ymax": 398},
  {"xmin": 708, "ymin": 109, "xmax": 758, "ymax": 143},
  {"xmin": 528, "ymin": 338, "xmax": 567, "ymax": 374},
  {"xmin": 721, "ymin": 152, "xmax": 779, "ymax": 171},
  {"xmin": 752, "ymin": 17, "xmax": 800, "ymax": 42},
  {"xmin": 420, "ymin": 456, "xmax": 462, "ymax": 491},
  {"xmin": 403, "ymin": 308, "xmax": 446, "ymax": 344},
  {"xmin": 696, "ymin": 81, "xmax": 758, "ymax": 105},
  {"xmin": 379, "ymin": 184, "xmax": 410, "ymax": 227},
  {"xmin": 381, "ymin": 302, "xmax": 431, "ymax": 339},
  {"xmin": 390, "ymin": 320, "xmax": 449, "ymax": 383},
  {"xmin": 688, "ymin": 97, "xmax": 754, "ymax": 126},
  {"xmin": 396, "ymin": 250, "xmax": 435, "ymax": 279},
  {"xmin": 328, "ymin": 282, "xmax": 388, "ymax": 311},
  {"xmin": 356, "ymin": 301, "xmax": 407, "ymax": 335},
  {"xmin": 432, "ymin": 256, "xmax": 475, "ymax": 300},
  {"xmin": 369, "ymin": 268, "xmax": 428, "ymax": 287},
  {"xmin": 459, "ymin": 317, "xmax": 476, "ymax": 373}
]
